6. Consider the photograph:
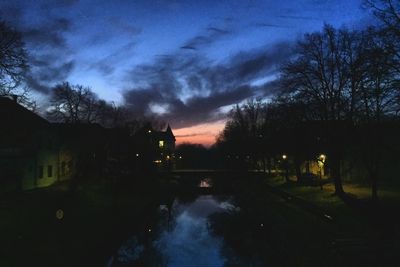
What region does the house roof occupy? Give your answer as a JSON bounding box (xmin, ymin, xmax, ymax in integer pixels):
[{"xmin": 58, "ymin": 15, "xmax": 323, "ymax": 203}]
[
  {"xmin": 0, "ymin": 96, "xmax": 50, "ymax": 147},
  {"xmin": 153, "ymin": 124, "xmax": 176, "ymax": 141},
  {"xmin": 0, "ymin": 96, "xmax": 49, "ymax": 129}
]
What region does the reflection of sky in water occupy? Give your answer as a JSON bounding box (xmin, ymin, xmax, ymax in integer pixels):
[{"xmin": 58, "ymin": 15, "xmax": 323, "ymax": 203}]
[{"xmin": 155, "ymin": 196, "xmax": 230, "ymax": 267}]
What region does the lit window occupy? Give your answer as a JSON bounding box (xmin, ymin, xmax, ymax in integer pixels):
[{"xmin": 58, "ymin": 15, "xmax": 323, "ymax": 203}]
[{"xmin": 159, "ymin": 140, "xmax": 164, "ymax": 148}]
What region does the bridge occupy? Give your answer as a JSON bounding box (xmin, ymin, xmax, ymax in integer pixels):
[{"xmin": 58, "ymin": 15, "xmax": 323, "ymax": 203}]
[{"xmin": 159, "ymin": 169, "xmax": 268, "ymax": 195}]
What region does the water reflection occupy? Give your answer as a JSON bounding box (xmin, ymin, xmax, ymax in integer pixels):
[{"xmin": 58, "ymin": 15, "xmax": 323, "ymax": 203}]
[
  {"xmin": 110, "ymin": 195, "xmax": 235, "ymax": 267},
  {"xmin": 156, "ymin": 196, "xmax": 230, "ymax": 267}
]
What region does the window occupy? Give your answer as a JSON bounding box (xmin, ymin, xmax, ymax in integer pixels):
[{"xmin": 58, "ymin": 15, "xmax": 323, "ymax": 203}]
[
  {"xmin": 159, "ymin": 140, "xmax": 164, "ymax": 148},
  {"xmin": 47, "ymin": 165, "xmax": 53, "ymax": 177},
  {"xmin": 38, "ymin": 166, "xmax": 43, "ymax": 179}
]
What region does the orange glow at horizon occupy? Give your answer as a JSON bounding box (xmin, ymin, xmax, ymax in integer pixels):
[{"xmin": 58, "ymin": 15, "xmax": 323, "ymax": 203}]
[{"xmin": 173, "ymin": 120, "xmax": 226, "ymax": 147}]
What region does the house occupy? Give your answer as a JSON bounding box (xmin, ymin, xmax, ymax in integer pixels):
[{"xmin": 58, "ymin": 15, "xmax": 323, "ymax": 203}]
[
  {"xmin": 153, "ymin": 124, "xmax": 176, "ymax": 154},
  {"xmin": 0, "ymin": 96, "xmax": 73, "ymax": 191},
  {"xmin": 151, "ymin": 124, "xmax": 176, "ymax": 169},
  {"xmin": 131, "ymin": 124, "xmax": 176, "ymax": 170}
]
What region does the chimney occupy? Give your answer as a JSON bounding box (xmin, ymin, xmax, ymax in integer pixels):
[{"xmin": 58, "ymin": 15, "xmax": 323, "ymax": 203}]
[{"xmin": 11, "ymin": 94, "xmax": 18, "ymax": 102}]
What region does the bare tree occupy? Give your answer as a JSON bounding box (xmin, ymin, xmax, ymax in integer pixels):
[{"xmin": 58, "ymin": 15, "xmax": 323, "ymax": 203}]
[
  {"xmin": 364, "ymin": 1, "xmax": 400, "ymax": 89},
  {"xmin": 0, "ymin": 20, "xmax": 33, "ymax": 106},
  {"xmin": 47, "ymin": 81, "xmax": 134, "ymax": 127},
  {"xmin": 47, "ymin": 82, "xmax": 105, "ymax": 124},
  {"xmin": 281, "ymin": 24, "xmax": 399, "ymax": 200},
  {"xmin": 356, "ymin": 28, "xmax": 398, "ymax": 201},
  {"xmin": 218, "ymin": 99, "xmax": 266, "ymax": 170},
  {"xmin": 280, "ymin": 25, "xmax": 359, "ymax": 195},
  {"xmin": 364, "ymin": 0, "xmax": 400, "ymax": 36}
]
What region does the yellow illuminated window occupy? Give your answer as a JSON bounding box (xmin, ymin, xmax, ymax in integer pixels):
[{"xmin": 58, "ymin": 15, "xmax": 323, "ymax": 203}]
[{"xmin": 159, "ymin": 140, "xmax": 164, "ymax": 148}]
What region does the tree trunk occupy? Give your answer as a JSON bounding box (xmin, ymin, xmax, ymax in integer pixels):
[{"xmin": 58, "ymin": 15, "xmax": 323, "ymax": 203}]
[
  {"xmin": 330, "ymin": 154, "xmax": 344, "ymax": 195},
  {"xmin": 369, "ymin": 160, "xmax": 380, "ymax": 202},
  {"xmin": 294, "ymin": 157, "xmax": 302, "ymax": 183}
]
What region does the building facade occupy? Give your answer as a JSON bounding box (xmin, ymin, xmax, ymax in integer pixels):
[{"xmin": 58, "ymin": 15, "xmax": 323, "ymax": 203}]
[{"xmin": 0, "ymin": 96, "xmax": 74, "ymax": 191}]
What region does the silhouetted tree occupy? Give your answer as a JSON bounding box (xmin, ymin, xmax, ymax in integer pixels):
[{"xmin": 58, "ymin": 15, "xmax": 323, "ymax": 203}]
[
  {"xmin": 280, "ymin": 25, "xmax": 360, "ymax": 195},
  {"xmin": 218, "ymin": 99, "xmax": 266, "ymax": 170},
  {"xmin": 47, "ymin": 82, "xmax": 125, "ymax": 126},
  {"xmin": 364, "ymin": 0, "xmax": 400, "ymax": 36},
  {"xmin": 281, "ymin": 24, "xmax": 399, "ymax": 199},
  {"xmin": 355, "ymin": 28, "xmax": 399, "ymax": 200},
  {"xmin": 0, "ymin": 20, "xmax": 32, "ymax": 107},
  {"xmin": 175, "ymin": 143, "xmax": 211, "ymax": 169}
]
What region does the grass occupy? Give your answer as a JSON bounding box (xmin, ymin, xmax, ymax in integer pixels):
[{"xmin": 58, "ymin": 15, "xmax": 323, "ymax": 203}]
[
  {"xmin": 0, "ymin": 178, "xmax": 162, "ymax": 267},
  {"xmin": 265, "ymin": 174, "xmax": 400, "ymax": 252}
]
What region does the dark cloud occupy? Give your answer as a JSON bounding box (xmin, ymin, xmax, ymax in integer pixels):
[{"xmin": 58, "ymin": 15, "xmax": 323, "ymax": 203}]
[
  {"xmin": 175, "ymin": 132, "xmax": 214, "ymax": 138},
  {"xmin": 24, "ymin": 75, "xmax": 51, "ymax": 94},
  {"xmin": 25, "ymin": 59, "xmax": 76, "ymax": 94},
  {"xmin": 278, "ymin": 15, "xmax": 319, "ymax": 21},
  {"xmin": 21, "ymin": 17, "xmax": 75, "ymax": 93},
  {"xmin": 123, "ymin": 40, "xmax": 294, "ymax": 128},
  {"xmin": 181, "ymin": 45, "xmax": 196, "ymax": 50},
  {"xmin": 0, "ymin": 0, "xmax": 76, "ymax": 94},
  {"xmin": 206, "ymin": 27, "xmax": 229, "ymax": 34},
  {"xmin": 253, "ymin": 22, "xmax": 291, "ymax": 28},
  {"xmin": 90, "ymin": 41, "xmax": 137, "ymax": 76},
  {"xmin": 181, "ymin": 25, "xmax": 232, "ymax": 50},
  {"xmin": 21, "ymin": 17, "xmax": 73, "ymax": 49}
]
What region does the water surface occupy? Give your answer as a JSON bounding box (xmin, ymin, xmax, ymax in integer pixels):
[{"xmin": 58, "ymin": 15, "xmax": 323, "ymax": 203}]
[{"xmin": 111, "ymin": 194, "xmax": 236, "ymax": 267}]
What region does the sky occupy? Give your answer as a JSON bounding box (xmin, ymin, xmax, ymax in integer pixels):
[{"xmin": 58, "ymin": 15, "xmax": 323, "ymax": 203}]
[{"xmin": 0, "ymin": 0, "xmax": 372, "ymax": 146}]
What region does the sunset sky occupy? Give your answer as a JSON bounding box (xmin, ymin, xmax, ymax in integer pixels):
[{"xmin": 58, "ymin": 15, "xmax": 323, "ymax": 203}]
[{"xmin": 0, "ymin": 0, "xmax": 372, "ymax": 146}]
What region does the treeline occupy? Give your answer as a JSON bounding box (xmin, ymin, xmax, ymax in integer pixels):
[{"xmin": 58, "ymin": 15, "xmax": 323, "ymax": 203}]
[
  {"xmin": 217, "ymin": 1, "xmax": 400, "ymax": 200},
  {"xmin": 46, "ymin": 82, "xmax": 129, "ymax": 127}
]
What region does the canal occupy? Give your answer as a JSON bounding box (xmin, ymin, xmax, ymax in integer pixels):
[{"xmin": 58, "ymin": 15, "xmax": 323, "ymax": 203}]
[{"xmin": 106, "ymin": 176, "xmax": 328, "ymax": 267}]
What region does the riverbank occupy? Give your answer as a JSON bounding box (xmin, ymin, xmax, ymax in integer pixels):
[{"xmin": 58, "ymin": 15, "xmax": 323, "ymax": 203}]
[
  {"xmin": 1, "ymin": 173, "xmax": 399, "ymax": 266},
  {"xmin": 264, "ymin": 174, "xmax": 400, "ymax": 264},
  {"xmin": 0, "ymin": 177, "xmax": 163, "ymax": 267}
]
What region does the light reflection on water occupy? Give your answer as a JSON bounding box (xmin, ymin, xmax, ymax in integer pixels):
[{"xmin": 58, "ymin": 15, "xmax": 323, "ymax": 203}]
[
  {"xmin": 155, "ymin": 196, "xmax": 230, "ymax": 267},
  {"xmin": 110, "ymin": 195, "xmax": 235, "ymax": 267}
]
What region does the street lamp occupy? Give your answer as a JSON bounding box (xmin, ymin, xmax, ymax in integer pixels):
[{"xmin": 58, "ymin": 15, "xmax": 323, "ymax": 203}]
[
  {"xmin": 282, "ymin": 154, "xmax": 289, "ymax": 183},
  {"xmin": 317, "ymin": 154, "xmax": 326, "ymax": 190}
]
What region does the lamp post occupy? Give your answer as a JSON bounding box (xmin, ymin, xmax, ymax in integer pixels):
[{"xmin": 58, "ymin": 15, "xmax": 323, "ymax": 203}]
[
  {"xmin": 282, "ymin": 154, "xmax": 289, "ymax": 183},
  {"xmin": 317, "ymin": 154, "xmax": 326, "ymax": 190}
]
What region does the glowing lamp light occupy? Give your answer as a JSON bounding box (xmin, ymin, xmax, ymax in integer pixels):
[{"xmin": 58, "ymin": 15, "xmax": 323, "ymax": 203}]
[
  {"xmin": 136, "ymin": 153, "xmax": 139, "ymax": 157},
  {"xmin": 282, "ymin": 154, "xmax": 287, "ymax": 160},
  {"xmin": 148, "ymin": 130, "xmax": 152, "ymax": 133},
  {"xmin": 179, "ymin": 156, "xmax": 182, "ymax": 159},
  {"xmin": 317, "ymin": 154, "xmax": 326, "ymax": 168},
  {"xmin": 166, "ymin": 155, "xmax": 170, "ymax": 160}
]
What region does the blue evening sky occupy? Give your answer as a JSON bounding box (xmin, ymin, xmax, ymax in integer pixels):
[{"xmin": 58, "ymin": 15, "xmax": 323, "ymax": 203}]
[{"xmin": 0, "ymin": 0, "xmax": 374, "ymax": 144}]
